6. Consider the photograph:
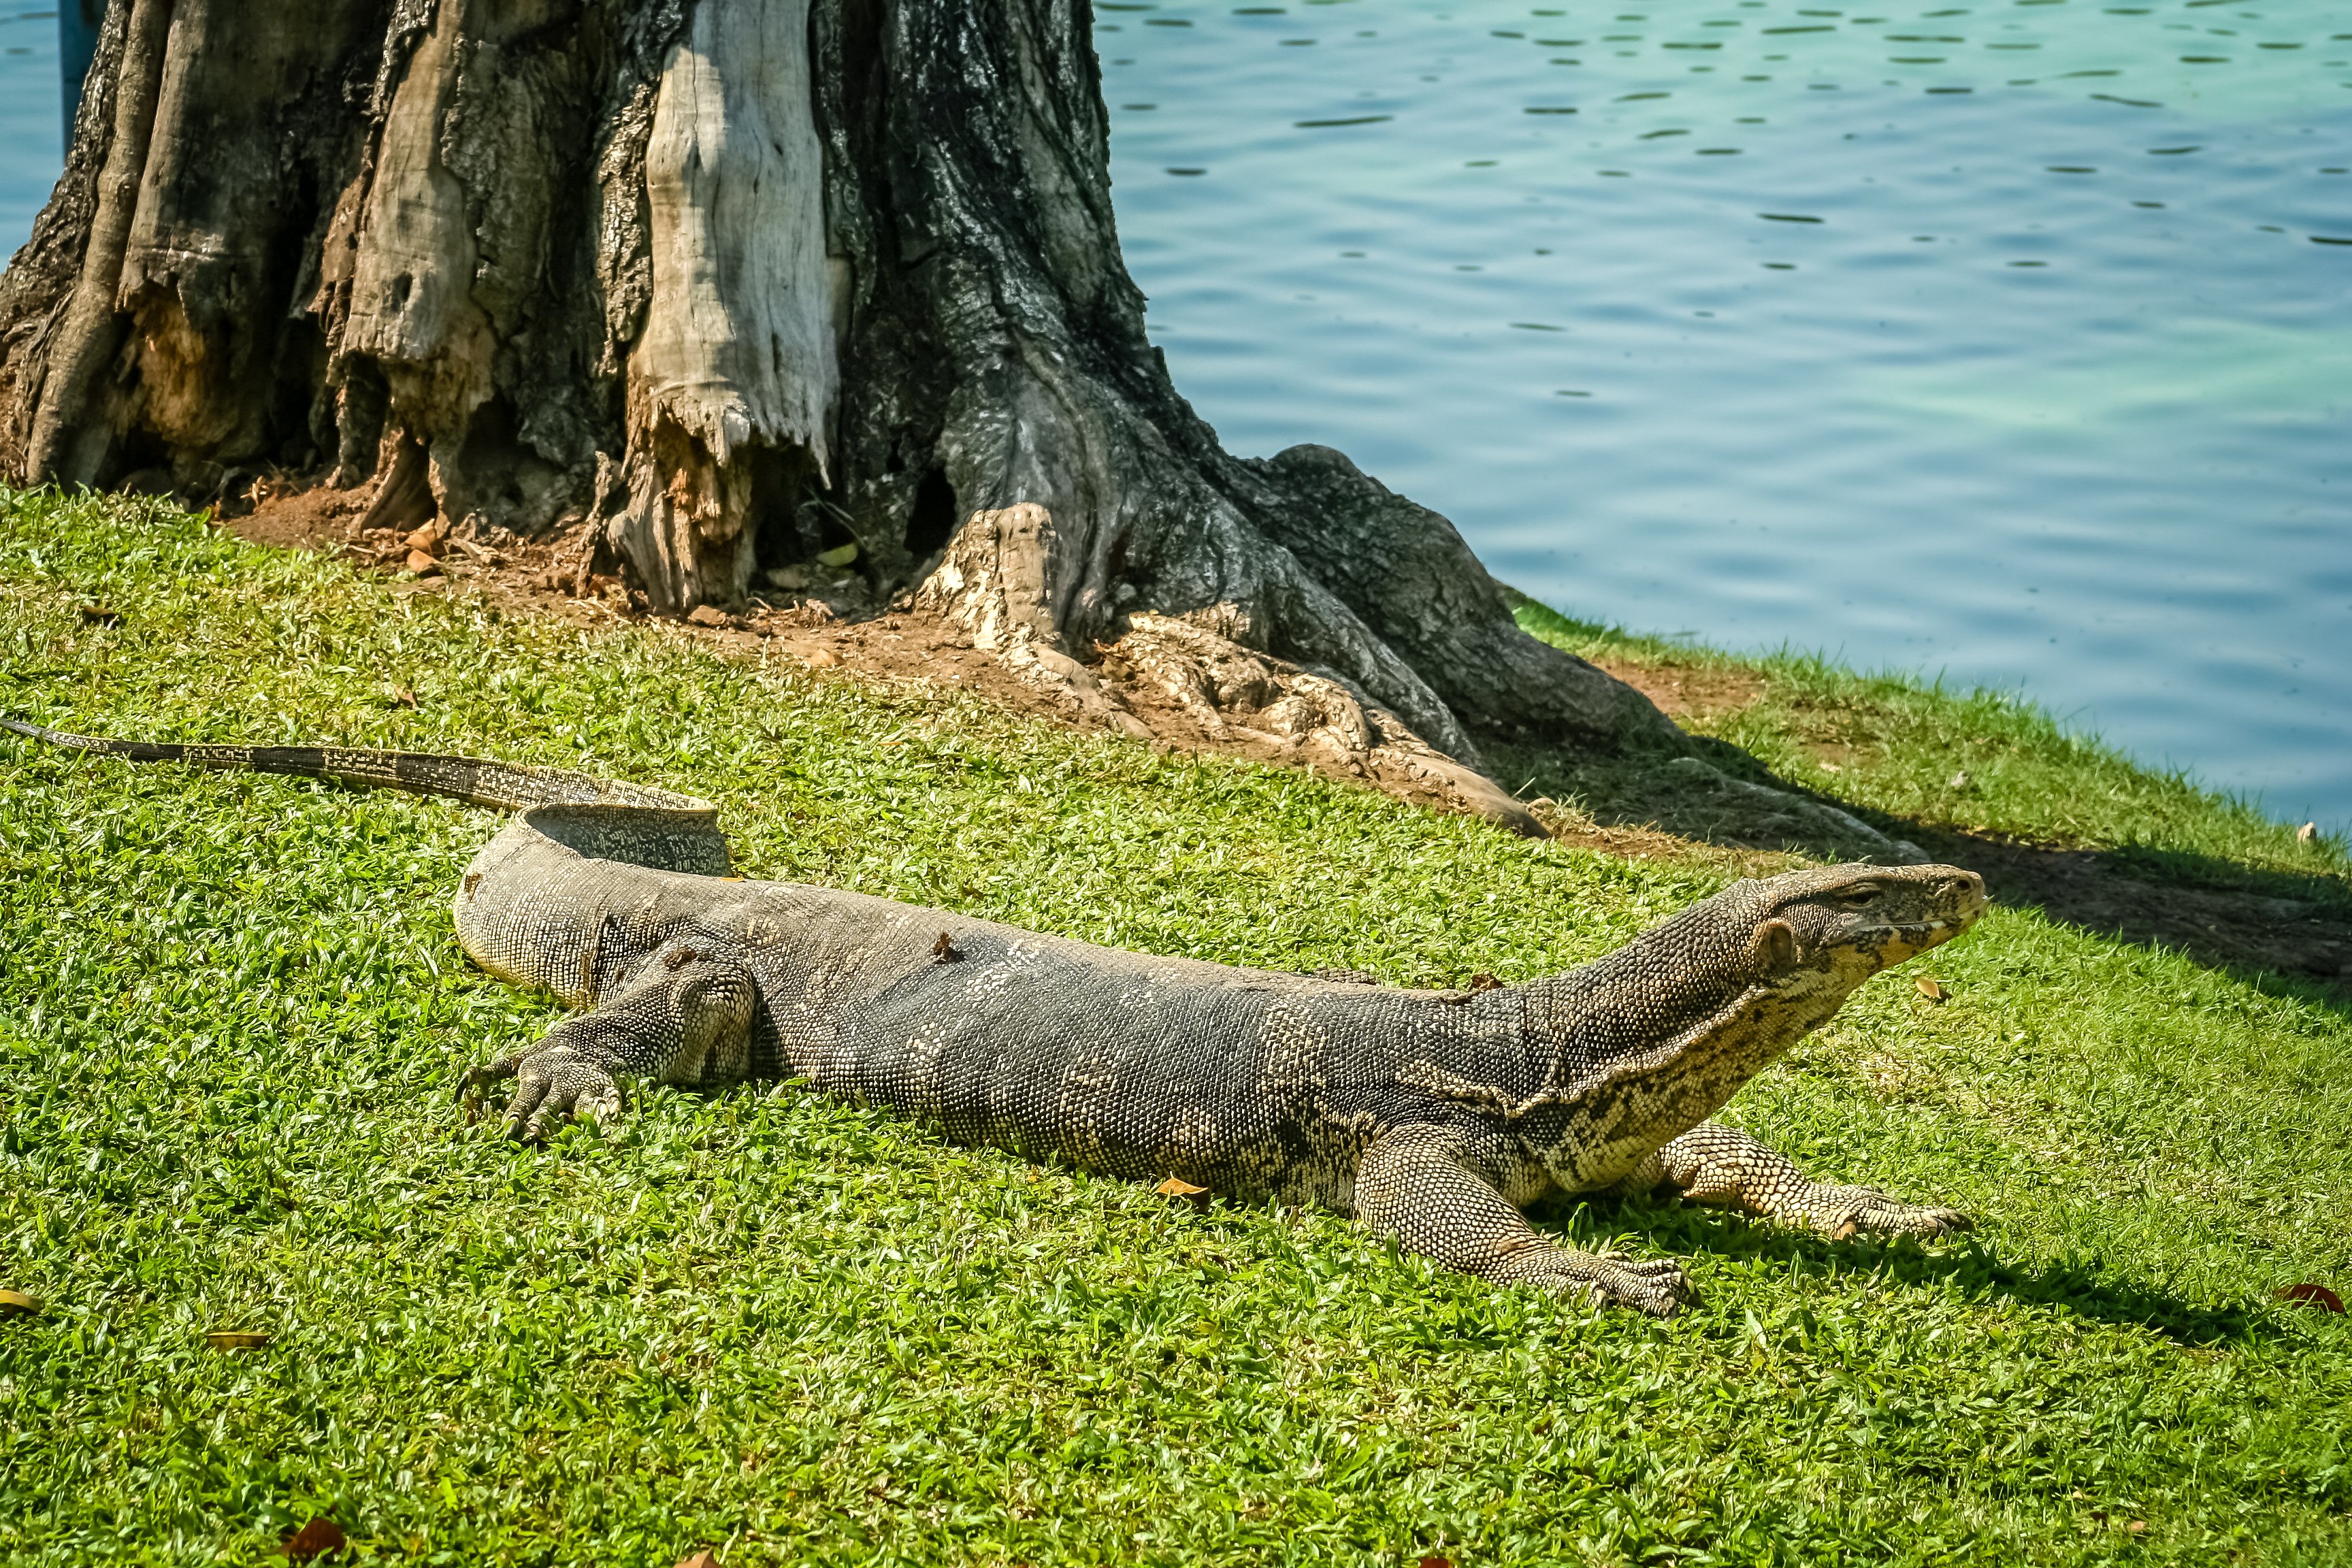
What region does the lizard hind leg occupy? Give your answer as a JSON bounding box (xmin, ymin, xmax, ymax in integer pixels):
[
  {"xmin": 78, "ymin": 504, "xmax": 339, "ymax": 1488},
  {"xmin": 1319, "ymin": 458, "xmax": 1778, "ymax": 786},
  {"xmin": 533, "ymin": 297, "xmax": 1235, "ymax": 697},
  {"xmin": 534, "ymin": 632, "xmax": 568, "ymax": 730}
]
[
  {"xmin": 460, "ymin": 941, "xmax": 759, "ymax": 1143},
  {"xmin": 1354, "ymin": 1124, "xmax": 1695, "ymax": 1316}
]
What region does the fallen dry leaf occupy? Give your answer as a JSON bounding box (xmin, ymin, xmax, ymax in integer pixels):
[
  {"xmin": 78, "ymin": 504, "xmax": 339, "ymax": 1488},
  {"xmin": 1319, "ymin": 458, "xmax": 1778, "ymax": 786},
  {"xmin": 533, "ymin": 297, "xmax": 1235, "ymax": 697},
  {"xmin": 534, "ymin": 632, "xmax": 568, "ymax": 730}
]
[
  {"xmin": 1469, "ymin": 973, "xmax": 1501, "ymax": 992},
  {"xmin": 406, "ymin": 549, "xmax": 442, "ymax": 576},
  {"xmin": 391, "ymin": 686, "xmax": 417, "ymax": 708},
  {"xmin": 802, "ymin": 646, "xmax": 842, "ymax": 668},
  {"xmin": 1419, "ymin": 1556, "xmax": 1455, "ymax": 1568},
  {"xmin": 674, "ymin": 1552, "xmax": 719, "ymax": 1568},
  {"xmin": 203, "ymin": 1330, "xmax": 272, "ymax": 1351},
  {"xmin": 2276, "ymin": 1282, "xmax": 2345, "ymax": 1313},
  {"xmin": 77, "ymin": 605, "xmax": 122, "ymax": 626},
  {"xmin": 1156, "ymin": 1175, "xmax": 1210, "ymax": 1200},
  {"xmin": 686, "ymin": 604, "xmax": 735, "ymax": 629},
  {"xmin": 0, "ymin": 1289, "xmax": 41, "ymax": 1316},
  {"xmin": 1949, "ymin": 770, "xmax": 1971, "ymax": 789},
  {"xmin": 2127, "ymin": 1521, "xmax": 2147, "ymax": 1535},
  {"xmin": 1916, "ymin": 976, "xmax": 1947, "ymax": 1003},
  {"xmin": 282, "ymin": 1516, "xmax": 346, "ymax": 1562}
]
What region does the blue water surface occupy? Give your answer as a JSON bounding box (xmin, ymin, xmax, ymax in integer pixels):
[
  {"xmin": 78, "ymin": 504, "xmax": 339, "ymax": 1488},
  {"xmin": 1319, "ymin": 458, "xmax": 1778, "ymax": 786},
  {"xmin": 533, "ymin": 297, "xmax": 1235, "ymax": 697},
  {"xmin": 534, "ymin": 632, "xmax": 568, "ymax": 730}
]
[
  {"xmin": 0, "ymin": 9, "xmax": 60, "ymax": 250},
  {"xmin": 2, "ymin": 4, "xmax": 2345, "ymax": 827},
  {"xmin": 1096, "ymin": 0, "xmax": 2351, "ymax": 830}
]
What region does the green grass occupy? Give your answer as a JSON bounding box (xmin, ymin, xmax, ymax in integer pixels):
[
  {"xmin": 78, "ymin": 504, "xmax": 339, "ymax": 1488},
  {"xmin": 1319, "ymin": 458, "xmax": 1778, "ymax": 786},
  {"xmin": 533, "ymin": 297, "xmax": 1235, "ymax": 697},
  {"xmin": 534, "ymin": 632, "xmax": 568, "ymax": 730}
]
[
  {"xmin": 1509, "ymin": 597, "xmax": 2350, "ymax": 897},
  {"xmin": 1, "ymin": 489, "xmax": 2348, "ymax": 1566}
]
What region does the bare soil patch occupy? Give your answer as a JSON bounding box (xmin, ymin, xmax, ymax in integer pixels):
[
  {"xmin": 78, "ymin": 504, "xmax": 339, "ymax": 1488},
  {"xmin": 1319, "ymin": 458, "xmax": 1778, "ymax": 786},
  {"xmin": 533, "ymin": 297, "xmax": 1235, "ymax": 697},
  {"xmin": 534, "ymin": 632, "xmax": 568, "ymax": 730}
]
[
  {"xmin": 223, "ymin": 478, "xmax": 370, "ymax": 551},
  {"xmin": 1591, "ymin": 658, "xmax": 1765, "ymax": 725}
]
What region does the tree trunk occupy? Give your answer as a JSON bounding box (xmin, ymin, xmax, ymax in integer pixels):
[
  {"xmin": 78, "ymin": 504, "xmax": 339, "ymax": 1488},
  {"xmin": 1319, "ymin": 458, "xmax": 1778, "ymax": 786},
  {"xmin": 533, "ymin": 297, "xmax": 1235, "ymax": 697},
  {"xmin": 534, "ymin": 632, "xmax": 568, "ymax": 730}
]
[{"xmin": 0, "ymin": 0, "xmax": 1689, "ymax": 791}]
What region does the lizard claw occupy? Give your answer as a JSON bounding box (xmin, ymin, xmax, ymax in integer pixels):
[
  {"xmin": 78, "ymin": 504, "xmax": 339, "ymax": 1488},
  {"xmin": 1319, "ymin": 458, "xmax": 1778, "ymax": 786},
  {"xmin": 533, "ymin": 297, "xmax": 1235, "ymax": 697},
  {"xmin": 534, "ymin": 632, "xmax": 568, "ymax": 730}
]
[{"xmin": 456, "ymin": 1056, "xmax": 521, "ymax": 1128}]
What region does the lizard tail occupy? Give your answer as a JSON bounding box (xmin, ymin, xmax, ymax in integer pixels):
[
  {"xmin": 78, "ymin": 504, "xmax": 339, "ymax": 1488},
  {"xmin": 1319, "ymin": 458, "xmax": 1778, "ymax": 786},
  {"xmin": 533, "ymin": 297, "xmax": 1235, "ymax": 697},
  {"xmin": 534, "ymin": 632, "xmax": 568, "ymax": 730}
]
[{"xmin": 0, "ymin": 715, "xmax": 715, "ymax": 815}]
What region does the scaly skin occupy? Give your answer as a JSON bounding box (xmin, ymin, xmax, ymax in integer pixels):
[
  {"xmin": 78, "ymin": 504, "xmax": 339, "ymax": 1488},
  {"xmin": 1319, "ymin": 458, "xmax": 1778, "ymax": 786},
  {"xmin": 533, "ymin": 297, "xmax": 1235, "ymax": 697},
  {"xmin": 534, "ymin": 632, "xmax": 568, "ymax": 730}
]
[{"xmin": 7, "ymin": 717, "xmax": 1988, "ymax": 1315}]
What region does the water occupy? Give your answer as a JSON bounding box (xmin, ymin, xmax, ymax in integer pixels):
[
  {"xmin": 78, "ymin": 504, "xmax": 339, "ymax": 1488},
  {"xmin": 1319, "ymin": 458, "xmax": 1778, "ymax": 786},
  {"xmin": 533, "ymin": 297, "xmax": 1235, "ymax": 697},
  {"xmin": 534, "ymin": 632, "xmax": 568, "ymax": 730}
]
[
  {"xmin": 0, "ymin": 9, "xmax": 59, "ymax": 252},
  {"xmin": 1, "ymin": 5, "xmax": 2345, "ymax": 825},
  {"xmin": 1097, "ymin": 0, "xmax": 2352, "ymax": 829}
]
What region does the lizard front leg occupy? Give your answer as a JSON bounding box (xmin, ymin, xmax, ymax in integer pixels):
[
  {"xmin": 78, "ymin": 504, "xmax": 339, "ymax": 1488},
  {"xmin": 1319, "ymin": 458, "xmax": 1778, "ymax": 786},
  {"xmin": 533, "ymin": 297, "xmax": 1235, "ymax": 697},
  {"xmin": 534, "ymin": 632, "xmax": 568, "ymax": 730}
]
[
  {"xmin": 1354, "ymin": 1124, "xmax": 1695, "ymax": 1316},
  {"xmin": 459, "ymin": 941, "xmax": 757, "ymax": 1142},
  {"xmin": 1620, "ymin": 1121, "xmax": 1971, "ymax": 1239}
]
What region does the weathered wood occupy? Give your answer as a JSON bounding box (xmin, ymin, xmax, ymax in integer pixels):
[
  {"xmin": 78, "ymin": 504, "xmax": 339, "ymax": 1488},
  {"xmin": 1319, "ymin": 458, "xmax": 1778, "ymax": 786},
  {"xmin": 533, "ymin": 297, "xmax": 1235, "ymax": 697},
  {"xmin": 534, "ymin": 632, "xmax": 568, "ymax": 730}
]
[{"xmin": 615, "ymin": 0, "xmax": 837, "ymax": 610}]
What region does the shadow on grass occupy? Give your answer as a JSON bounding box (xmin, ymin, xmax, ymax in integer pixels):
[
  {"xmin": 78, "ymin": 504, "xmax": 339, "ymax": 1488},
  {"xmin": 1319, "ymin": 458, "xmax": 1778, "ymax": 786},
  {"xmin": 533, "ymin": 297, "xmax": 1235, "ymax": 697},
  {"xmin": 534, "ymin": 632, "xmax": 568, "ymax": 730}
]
[
  {"xmin": 1541, "ymin": 1195, "xmax": 2266, "ymax": 1345},
  {"xmin": 1491, "ymin": 733, "xmax": 2352, "ymax": 1011}
]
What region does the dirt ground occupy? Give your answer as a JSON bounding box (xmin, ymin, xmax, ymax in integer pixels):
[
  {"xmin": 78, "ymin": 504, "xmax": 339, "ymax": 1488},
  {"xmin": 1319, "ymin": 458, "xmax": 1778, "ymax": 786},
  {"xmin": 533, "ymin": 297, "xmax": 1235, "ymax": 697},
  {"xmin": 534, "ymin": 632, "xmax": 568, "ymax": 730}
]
[
  {"xmin": 1592, "ymin": 660, "xmax": 1768, "ymax": 727},
  {"xmin": 222, "ymin": 486, "xmax": 2352, "ymax": 999}
]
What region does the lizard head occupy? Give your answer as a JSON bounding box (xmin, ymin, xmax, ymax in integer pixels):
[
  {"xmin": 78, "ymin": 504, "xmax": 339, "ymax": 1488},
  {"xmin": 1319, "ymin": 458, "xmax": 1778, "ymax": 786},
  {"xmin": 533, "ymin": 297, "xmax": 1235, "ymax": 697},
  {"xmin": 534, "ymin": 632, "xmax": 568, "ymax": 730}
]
[{"xmin": 1736, "ymin": 862, "xmax": 1987, "ymax": 988}]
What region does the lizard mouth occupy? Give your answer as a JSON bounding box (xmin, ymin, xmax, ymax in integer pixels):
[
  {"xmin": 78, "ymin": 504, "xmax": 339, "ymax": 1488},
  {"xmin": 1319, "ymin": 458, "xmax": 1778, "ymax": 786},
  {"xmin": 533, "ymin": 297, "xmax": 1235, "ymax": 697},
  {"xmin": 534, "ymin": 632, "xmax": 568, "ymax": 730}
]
[{"xmin": 1867, "ymin": 912, "xmax": 1980, "ymax": 947}]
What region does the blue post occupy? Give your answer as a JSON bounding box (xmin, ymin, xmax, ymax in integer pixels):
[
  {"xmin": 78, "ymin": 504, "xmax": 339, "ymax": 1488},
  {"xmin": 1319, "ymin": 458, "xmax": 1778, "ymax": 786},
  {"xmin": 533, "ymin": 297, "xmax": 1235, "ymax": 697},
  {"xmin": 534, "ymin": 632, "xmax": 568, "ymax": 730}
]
[{"xmin": 59, "ymin": 0, "xmax": 104, "ymax": 149}]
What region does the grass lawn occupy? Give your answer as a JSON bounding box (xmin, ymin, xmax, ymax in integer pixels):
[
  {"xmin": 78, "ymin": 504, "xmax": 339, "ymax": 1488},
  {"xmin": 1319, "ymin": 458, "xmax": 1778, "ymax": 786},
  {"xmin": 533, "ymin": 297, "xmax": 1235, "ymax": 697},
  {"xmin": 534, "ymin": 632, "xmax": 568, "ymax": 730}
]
[
  {"xmin": 1506, "ymin": 598, "xmax": 2342, "ymax": 889},
  {"xmin": 1, "ymin": 490, "xmax": 2347, "ymax": 1566}
]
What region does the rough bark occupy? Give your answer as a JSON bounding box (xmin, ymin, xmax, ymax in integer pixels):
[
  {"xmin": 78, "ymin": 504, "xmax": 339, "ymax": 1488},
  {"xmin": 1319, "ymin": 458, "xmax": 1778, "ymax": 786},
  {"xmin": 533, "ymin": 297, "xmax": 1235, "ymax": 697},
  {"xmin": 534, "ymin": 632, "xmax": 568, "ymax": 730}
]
[{"xmin": 0, "ymin": 0, "xmax": 1692, "ymax": 796}]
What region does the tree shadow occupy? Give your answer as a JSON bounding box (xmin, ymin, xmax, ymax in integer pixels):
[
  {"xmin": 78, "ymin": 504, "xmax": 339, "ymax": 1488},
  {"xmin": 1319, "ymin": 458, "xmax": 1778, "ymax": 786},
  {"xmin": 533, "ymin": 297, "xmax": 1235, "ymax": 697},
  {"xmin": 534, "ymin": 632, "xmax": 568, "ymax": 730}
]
[
  {"xmin": 1490, "ymin": 733, "xmax": 2352, "ymax": 1009},
  {"xmin": 1539, "ymin": 1195, "xmax": 2270, "ymax": 1346}
]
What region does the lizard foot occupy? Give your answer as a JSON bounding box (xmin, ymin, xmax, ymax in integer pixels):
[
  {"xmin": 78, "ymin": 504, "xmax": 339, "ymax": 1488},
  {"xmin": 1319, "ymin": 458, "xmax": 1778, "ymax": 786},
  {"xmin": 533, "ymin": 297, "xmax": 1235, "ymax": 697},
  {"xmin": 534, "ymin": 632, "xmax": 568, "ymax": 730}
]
[
  {"xmin": 1805, "ymin": 1183, "xmax": 1972, "ymax": 1240},
  {"xmin": 474, "ymin": 1046, "xmax": 625, "ymax": 1143},
  {"xmin": 1503, "ymin": 1248, "xmax": 1697, "ymax": 1317}
]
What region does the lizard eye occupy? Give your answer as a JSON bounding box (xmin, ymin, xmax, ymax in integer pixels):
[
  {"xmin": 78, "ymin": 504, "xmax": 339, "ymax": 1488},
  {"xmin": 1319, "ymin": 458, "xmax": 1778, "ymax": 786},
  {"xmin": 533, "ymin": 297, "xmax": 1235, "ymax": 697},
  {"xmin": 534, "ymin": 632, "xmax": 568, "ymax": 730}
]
[{"xmin": 1831, "ymin": 884, "xmax": 1883, "ymax": 909}]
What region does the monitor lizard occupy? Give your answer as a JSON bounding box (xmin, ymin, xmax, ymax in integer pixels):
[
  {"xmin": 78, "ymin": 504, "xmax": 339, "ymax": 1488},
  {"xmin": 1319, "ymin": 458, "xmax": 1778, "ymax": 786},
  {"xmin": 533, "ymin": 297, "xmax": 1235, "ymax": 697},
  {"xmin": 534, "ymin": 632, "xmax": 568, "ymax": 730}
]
[{"xmin": 5, "ymin": 716, "xmax": 1986, "ymax": 1315}]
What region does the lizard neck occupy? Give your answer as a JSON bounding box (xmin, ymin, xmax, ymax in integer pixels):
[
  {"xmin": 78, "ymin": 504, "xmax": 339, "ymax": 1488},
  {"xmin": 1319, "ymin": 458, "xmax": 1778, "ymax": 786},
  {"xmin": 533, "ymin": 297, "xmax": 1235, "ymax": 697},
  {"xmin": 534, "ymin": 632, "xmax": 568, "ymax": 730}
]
[
  {"xmin": 1550, "ymin": 964, "xmax": 1865, "ymax": 1190},
  {"xmin": 1517, "ymin": 954, "xmax": 1864, "ymax": 1076},
  {"xmin": 1484, "ymin": 905, "xmax": 1874, "ymax": 1189},
  {"xmin": 1510, "ymin": 894, "xmax": 1792, "ymax": 1066}
]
